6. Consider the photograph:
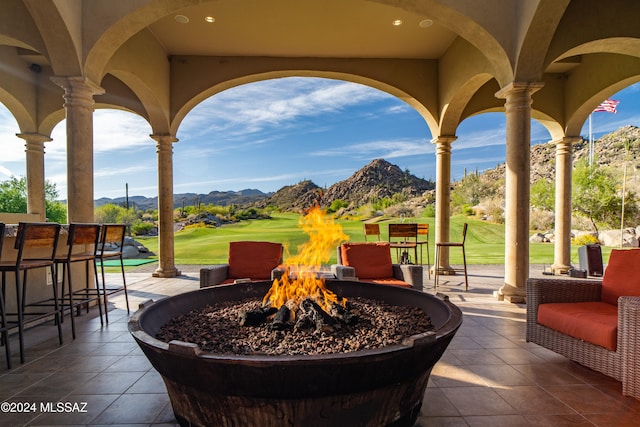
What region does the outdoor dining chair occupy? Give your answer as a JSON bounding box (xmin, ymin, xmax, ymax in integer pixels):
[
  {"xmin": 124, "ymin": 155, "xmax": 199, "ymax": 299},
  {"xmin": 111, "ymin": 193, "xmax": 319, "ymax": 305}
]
[
  {"xmin": 363, "ymin": 223, "xmax": 381, "ymax": 241},
  {"xmin": 388, "ymin": 223, "xmax": 418, "ymax": 264}
]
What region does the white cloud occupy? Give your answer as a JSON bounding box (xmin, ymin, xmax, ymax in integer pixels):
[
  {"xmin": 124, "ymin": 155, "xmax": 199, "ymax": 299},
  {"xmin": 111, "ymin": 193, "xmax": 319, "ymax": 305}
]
[
  {"xmin": 178, "ymin": 77, "xmax": 388, "ymax": 140},
  {"xmin": 309, "ymin": 138, "xmax": 433, "ymax": 159}
]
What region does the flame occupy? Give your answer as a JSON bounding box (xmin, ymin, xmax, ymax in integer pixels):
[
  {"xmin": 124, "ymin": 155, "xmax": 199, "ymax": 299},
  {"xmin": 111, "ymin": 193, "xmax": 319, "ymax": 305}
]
[{"xmin": 263, "ymin": 206, "xmax": 349, "ymax": 312}]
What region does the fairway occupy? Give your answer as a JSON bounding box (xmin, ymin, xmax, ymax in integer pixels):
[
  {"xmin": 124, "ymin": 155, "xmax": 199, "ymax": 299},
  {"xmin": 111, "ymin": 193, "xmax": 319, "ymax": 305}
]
[{"xmin": 135, "ymin": 213, "xmax": 613, "ymax": 266}]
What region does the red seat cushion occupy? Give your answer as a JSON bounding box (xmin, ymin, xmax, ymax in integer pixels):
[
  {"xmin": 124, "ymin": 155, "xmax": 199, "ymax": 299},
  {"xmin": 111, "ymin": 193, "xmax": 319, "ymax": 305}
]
[
  {"xmin": 537, "ymin": 301, "xmax": 618, "ymax": 351},
  {"xmin": 340, "ymin": 242, "xmax": 393, "ymax": 279},
  {"xmin": 601, "ymin": 248, "xmax": 640, "ymax": 305},
  {"xmin": 227, "ymin": 241, "xmax": 282, "ymax": 280}
]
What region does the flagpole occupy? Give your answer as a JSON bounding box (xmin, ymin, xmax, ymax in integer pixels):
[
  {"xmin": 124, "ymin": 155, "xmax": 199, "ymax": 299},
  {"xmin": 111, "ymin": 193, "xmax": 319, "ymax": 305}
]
[{"xmin": 589, "ymin": 113, "xmax": 593, "ymax": 167}]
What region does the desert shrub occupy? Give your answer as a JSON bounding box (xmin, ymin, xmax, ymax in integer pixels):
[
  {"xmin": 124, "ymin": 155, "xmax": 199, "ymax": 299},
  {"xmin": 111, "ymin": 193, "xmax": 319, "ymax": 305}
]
[
  {"xmin": 573, "ymin": 233, "xmax": 600, "ymax": 246},
  {"xmin": 483, "ymin": 196, "xmax": 504, "ymax": 224},
  {"xmin": 421, "ymin": 204, "xmax": 435, "ymax": 218},
  {"xmin": 131, "ymin": 221, "xmax": 155, "ymax": 236},
  {"xmin": 530, "ymin": 209, "xmax": 555, "ymax": 231},
  {"xmin": 384, "ymin": 205, "xmax": 416, "ymax": 218}
]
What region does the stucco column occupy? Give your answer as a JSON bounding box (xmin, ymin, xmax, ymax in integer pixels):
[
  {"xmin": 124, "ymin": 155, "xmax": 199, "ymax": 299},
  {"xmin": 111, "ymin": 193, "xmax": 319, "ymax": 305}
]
[
  {"xmin": 17, "ymin": 133, "xmax": 51, "ymax": 221},
  {"xmin": 495, "ymin": 82, "xmax": 543, "ymax": 303},
  {"xmin": 151, "ymin": 133, "xmax": 181, "ymax": 278},
  {"xmin": 432, "ymin": 136, "xmax": 457, "ymax": 273},
  {"xmin": 51, "ymin": 77, "xmax": 104, "ymax": 223},
  {"xmin": 552, "ymin": 137, "xmax": 580, "ymax": 274}
]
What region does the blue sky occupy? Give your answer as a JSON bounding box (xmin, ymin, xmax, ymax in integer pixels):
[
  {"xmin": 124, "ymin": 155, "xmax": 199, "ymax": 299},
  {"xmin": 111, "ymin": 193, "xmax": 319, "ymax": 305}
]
[{"xmin": 1, "ymin": 78, "xmax": 640, "ymax": 199}]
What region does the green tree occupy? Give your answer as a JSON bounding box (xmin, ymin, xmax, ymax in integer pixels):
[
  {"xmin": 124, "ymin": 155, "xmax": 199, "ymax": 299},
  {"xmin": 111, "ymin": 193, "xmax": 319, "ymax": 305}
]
[
  {"xmin": 530, "ymin": 179, "xmax": 555, "ymax": 211},
  {"xmin": 94, "ymin": 203, "xmax": 137, "ymax": 225},
  {"xmin": 572, "ymin": 160, "xmax": 624, "ymax": 233},
  {"xmin": 0, "ymin": 176, "xmax": 67, "ymax": 223}
]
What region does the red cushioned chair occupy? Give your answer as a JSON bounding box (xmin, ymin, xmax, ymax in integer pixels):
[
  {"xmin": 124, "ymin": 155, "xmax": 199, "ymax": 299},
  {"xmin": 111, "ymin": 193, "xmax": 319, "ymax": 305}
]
[
  {"xmin": 200, "ymin": 241, "xmax": 284, "ymax": 287},
  {"xmin": 330, "ymin": 242, "xmax": 423, "ymax": 290},
  {"xmin": 527, "ymin": 248, "xmax": 640, "ymax": 400}
]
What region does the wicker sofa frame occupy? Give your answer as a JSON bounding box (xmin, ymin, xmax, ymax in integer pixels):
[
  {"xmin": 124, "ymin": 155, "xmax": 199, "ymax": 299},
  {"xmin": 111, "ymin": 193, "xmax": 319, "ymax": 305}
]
[{"xmin": 526, "ymin": 277, "xmax": 640, "ymax": 400}]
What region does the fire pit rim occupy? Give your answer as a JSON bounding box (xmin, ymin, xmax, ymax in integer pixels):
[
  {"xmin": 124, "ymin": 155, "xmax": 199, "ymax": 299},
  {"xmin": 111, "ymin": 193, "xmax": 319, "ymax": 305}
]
[{"xmin": 128, "ymin": 280, "xmax": 461, "ymax": 363}]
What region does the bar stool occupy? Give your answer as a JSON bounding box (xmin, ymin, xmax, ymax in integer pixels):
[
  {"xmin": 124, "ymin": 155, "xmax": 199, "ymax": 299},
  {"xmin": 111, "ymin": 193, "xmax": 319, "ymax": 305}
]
[
  {"xmin": 416, "ymin": 223, "xmax": 431, "ymax": 279},
  {"xmin": 95, "ymin": 224, "xmax": 129, "ymax": 320},
  {"xmin": 0, "ymin": 222, "xmax": 62, "ymax": 364},
  {"xmin": 55, "ymin": 223, "xmax": 102, "ymax": 339},
  {"xmin": 0, "ymin": 223, "xmax": 11, "ymax": 368},
  {"xmin": 434, "ymin": 223, "xmax": 468, "ymax": 291}
]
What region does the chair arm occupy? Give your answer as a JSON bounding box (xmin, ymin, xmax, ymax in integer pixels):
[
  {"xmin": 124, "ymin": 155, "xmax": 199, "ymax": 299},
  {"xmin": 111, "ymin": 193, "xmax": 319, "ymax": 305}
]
[
  {"xmin": 393, "ymin": 264, "xmax": 423, "ymax": 291},
  {"xmin": 620, "ymin": 296, "xmax": 640, "ymax": 398},
  {"xmin": 331, "ymin": 264, "xmax": 357, "ymax": 280},
  {"xmin": 200, "ymin": 264, "xmax": 229, "ymax": 288}
]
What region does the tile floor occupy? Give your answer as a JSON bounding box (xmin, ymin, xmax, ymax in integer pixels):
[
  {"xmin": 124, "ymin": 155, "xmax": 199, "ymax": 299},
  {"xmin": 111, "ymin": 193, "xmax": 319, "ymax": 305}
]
[{"xmin": 0, "ymin": 265, "xmax": 638, "ymax": 426}]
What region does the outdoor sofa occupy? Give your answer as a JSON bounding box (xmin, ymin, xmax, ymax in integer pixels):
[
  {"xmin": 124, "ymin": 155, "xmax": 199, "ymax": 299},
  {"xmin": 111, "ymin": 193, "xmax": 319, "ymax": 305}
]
[{"xmin": 526, "ymin": 248, "xmax": 640, "ymax": 400}]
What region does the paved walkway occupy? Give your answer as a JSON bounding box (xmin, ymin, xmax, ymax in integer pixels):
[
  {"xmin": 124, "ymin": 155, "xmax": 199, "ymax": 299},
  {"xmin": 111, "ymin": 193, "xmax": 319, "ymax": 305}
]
[{"xmin": 0, "ymin": 265, "xmax": 638, "ymax": 426}]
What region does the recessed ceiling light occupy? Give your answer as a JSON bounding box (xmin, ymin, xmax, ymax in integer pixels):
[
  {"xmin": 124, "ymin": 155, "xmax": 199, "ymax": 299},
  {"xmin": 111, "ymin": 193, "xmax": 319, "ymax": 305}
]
[
  {"xmin": 204, "ymin": 16, "xmax": 215, "ymax": 23},
  {"xmin": 392, "ymin": 19, "xmax": 403, "ymax": 26},
  {"xmin": 174, "ymin": 15, "xmax": 189, "ymax": 24},
  {"xmin": 419, "ymin": 19, "xmax": 433, "ymax": 28}
]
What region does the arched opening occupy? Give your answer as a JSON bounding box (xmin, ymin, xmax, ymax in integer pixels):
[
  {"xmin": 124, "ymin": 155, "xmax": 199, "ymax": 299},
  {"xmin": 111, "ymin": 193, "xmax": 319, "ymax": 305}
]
[{"xmin": 174, "ymin": 77, "xmax": 434, "ymax": 195}]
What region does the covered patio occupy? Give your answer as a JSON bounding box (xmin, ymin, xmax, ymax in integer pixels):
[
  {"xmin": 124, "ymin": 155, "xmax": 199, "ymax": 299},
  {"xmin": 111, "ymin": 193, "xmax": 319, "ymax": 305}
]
[
  {"xmin": 2, "ymin": 0, "xmax": 640, "ymax": 301},
  {"xmin": 0, "ymin": 267, "xmax": 638, "ymax": 426}
]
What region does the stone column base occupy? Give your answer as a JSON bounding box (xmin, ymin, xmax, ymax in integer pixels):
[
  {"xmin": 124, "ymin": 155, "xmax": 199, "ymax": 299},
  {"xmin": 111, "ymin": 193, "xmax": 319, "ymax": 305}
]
[
  {"xmin": 493, "ymin": 283, "xmax": 526, "ymax": 303},
  {"xmin": 551, "ymin": 263, "xmax": 572, "ymax": 275},
  {"xmin": 431, "ymin": 265, "xmax": 456, "ymax": 276},
  {"xmin": 153, "ymin": 267, "xmax": 182, "ymax": 278}
]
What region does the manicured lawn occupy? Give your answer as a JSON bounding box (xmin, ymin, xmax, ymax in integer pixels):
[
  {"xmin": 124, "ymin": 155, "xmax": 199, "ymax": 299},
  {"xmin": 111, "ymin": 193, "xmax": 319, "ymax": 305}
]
[{"xmin": 136, "ymin": 213, "xmax": 613, "ymax": 266}]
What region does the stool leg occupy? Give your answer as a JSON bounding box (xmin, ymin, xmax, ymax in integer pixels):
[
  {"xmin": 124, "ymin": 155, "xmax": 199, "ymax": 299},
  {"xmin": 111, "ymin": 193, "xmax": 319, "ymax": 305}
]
[
  {"xmin": 0, "ymin": 275, "xmax": 11, "ymax": 369},
  {"xmin": 15, "ymin": 271, "xmax": 24, "ymax": 364},
  {"xmin": 118, "ymin": 257, "xmax": 129, "ymax": 313},
  {"xmin": 426, "ymin": 243, "xmax": 431, "ymax": 280},
  {"xmin": 88, "ymin": 260, "xmax": 104, "ymax": 326},
  {"xmin": 462, "ymin": 245, "xmax": 468, "ymax": 291},
  {"xmin": 50, "ymin": 264, "xmax": 63, "ymax": 345},
  {"xmin": 64, "ymin": 261, "xmax": 76, "ymax": 339}
]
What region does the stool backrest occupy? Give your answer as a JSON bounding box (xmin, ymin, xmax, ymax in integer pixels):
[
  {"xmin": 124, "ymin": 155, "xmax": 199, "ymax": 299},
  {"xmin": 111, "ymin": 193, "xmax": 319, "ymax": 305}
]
[
  {"xmin": 15, "ymin": 222, "xmax": 61, "ymax": 262},
  {"xmin": 98, "ymin": 224, "xmax": 126, "ymax": 255},
  {"xmin": 67, "ymin": 223, "xmax": 101, "ymax": 255}
]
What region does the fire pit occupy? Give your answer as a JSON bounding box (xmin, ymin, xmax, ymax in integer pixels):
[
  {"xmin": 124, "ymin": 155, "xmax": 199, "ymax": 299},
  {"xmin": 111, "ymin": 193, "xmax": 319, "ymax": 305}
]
[{"xmin": 129, "ymin": 279, "xmax": 462, "ymax": 427}]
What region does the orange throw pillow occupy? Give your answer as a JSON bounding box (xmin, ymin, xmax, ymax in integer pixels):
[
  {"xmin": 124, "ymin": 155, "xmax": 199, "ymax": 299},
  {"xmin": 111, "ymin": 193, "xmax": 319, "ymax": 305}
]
[
  {"xmin": 228, "ymin": 241, "xmax": 282, "ymax": 280},
  {"xmin": 341, "ymin": 242, "xmax": 393, "ymax": 279},
  {"xmin": 601, "ymin": 248, "xmax": 640, "ymax": 305}
]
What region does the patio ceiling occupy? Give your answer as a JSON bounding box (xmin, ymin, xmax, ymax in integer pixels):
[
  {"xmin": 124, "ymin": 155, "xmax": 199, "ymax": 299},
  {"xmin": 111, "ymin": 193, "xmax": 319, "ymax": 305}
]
[{"xmin": 147, "ymin": 0, "xmax": 458, "ymax": 59}]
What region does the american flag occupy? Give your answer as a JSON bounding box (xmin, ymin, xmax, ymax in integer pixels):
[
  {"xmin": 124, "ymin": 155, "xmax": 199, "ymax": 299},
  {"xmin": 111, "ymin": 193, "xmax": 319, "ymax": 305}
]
[{"xmin": 593, "ymin": 99, "xmax": 619, "ymax": 113}]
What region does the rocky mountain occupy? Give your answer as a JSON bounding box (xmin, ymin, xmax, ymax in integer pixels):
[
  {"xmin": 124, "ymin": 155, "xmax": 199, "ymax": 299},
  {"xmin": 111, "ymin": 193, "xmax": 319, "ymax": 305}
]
[
  {"xmin": 95, "ymin": 189, "xmax": 271, "ymax": 210},
  {"xmin": 322, "ymin": 158, "xmax": 434, "ymax": 205},
  {"xmin": 478, "ymin": 125, "xmax": 640, "ymax": 193},
  {"xmin": 257, "ymin": 180, "xmax": 322, "ymax": 211},
  {"xmin": 258, "ymin": 159, "xmax": 435, "ymax": 211}
]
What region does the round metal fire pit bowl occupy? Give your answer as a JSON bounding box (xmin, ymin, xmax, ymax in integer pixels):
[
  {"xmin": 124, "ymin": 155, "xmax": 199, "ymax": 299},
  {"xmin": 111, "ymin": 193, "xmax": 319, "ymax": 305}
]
[{"xmin": 129, "ymin": 280, "xmax": 462, "ymax": 427}]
